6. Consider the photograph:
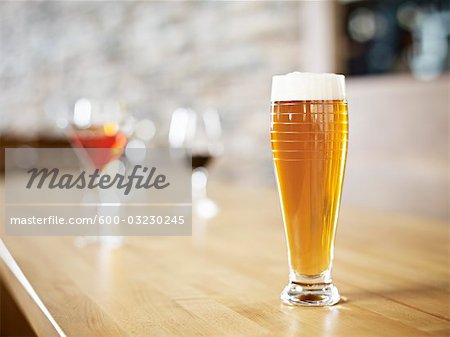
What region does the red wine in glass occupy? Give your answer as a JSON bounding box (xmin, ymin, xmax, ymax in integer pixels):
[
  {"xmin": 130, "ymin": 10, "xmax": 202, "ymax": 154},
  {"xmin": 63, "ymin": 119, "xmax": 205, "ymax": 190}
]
[{"xmin": 190, "ymin": 153, "xmax": 213, "ymax": 170}]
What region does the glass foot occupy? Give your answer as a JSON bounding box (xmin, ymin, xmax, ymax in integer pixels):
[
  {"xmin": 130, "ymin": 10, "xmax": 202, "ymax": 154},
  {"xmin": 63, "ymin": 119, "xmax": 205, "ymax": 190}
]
[
  {"xmin": 281, "ymin": 282, "xmax": 340, "ymax": 306},
  {"xmin": 74, "ymin": 236, "xmax": 123, "ymax": 249},
  {"xmin": 194, "ymin": 197, "xmax": 218, "ymax": 219}
]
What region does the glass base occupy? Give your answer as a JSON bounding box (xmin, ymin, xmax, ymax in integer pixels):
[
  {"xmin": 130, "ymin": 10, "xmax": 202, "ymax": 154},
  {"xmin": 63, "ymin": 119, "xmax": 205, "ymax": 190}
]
[
  {"xmin": 74, "ymin": 236, "xmax": 123, "ymax": 249},
  {"xmin": 281, "ymin": 281, "xmax": 340, "ymax": 307}
]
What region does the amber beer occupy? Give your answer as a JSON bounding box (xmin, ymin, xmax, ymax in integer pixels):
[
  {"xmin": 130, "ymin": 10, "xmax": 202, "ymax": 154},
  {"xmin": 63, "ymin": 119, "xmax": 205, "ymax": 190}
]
[{"xmin": 271, "ymin": 72, "xmax": 348, "ymax": 306}]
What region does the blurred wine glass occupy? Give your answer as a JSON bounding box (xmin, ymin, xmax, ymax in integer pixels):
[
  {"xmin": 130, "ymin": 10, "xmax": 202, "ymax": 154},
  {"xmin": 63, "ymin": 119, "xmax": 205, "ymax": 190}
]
[
  {"xmin": 168, "ymin": 107, "xmax": 223, "ymax": 219},
  {"xmin": 67, "ymin": 98, "xmax": 130, "ymax": 248},
  {"xmin": 69, "ymin": 98, "xmax": 128, "ymax": 169}
]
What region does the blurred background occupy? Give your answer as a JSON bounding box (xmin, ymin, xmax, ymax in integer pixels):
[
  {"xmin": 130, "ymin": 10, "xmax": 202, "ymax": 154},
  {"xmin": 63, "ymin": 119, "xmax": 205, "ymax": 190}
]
[{"xmin": 0, "ymin": 0, "xmax": 448, "ymax": 219}]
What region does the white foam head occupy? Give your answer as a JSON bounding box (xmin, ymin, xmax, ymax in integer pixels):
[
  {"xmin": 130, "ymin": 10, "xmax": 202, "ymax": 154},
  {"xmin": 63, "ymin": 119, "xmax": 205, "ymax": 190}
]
[{"xmin": 271, "ymin": 72, "xmax": 346, "ymax": 101}]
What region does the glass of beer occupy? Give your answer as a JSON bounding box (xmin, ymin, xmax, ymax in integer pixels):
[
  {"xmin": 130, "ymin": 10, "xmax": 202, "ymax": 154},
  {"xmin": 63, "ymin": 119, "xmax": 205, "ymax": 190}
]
[{"xmin": 271, "ymin": 72, "xmax": 348, "ymax": 306}]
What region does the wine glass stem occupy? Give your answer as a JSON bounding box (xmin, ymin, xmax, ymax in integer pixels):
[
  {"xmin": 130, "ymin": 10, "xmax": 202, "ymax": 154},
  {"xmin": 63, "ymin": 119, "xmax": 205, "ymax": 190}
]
[{"xmin": 192, "ymin": 167, "xmax": 208, "ymax": 199}]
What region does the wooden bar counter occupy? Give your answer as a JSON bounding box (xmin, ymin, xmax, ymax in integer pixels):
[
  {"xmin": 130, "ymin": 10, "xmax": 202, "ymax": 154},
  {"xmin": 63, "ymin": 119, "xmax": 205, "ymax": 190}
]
[{"xmin": 0, "ymin": 182, "xmax": 448, "ymax": 337}]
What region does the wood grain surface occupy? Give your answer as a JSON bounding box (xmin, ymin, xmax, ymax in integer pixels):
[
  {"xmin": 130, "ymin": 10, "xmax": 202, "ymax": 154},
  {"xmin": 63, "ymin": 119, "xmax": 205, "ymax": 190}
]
[{"xmin": 0, "ymin": 182, "xmax": 449, "ymax": 337}]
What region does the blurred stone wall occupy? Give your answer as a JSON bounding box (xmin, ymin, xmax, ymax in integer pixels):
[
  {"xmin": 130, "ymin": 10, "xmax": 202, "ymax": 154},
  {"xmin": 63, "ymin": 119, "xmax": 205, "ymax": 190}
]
[{"xmin": 0, "ymin": 1, "xmax": 300, "ymax": 174}]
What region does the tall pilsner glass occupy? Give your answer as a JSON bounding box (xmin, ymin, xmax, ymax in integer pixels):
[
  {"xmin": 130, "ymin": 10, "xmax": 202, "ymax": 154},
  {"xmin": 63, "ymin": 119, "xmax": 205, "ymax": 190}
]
[{"xmin": 271, "ymin": 72, "xmax": 348, "ymax": 306}]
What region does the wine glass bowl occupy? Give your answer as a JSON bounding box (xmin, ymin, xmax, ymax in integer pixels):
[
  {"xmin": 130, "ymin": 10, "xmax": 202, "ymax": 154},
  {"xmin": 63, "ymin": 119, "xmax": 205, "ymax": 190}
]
[{"xmin": 69, "ymin": 98, "xmax": 129, "ymax": 170}]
